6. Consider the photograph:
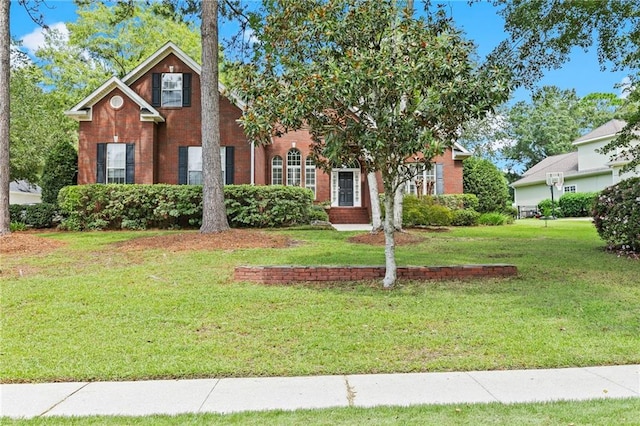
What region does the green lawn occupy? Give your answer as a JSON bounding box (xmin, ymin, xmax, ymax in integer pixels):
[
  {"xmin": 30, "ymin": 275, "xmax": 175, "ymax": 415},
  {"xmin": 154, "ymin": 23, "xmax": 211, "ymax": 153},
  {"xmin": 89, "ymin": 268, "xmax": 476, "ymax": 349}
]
[
  {"xmin": 4, "ymin": 398, "xmax": 640, "ymax": 425},
  {"xmin": 2, "ymin": 220, "xmax": 639, "ymax": 383}
]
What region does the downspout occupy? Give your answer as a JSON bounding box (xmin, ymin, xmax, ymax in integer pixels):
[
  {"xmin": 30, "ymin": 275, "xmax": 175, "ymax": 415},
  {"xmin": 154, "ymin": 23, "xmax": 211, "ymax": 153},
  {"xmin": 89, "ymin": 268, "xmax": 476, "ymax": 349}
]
[{"xmin": 250, "ymin": 140, "xmax": 255, "ymax": 185}]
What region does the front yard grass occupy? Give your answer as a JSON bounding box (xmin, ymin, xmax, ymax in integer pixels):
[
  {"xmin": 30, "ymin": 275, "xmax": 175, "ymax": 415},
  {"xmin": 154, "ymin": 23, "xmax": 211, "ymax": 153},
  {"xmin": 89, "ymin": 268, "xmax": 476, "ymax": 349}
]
[
  {"xmin": 2, "ymin": 220, "xmax": 639, "ymax": 383},
  {"xmin": 4, "ymin": 398, "xmax": 640, "ymax": 425}
]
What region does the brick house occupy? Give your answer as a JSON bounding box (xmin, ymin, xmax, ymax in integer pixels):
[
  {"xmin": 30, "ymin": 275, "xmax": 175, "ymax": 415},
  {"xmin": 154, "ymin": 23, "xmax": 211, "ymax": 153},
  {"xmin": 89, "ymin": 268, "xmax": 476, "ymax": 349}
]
[{"xmin": 66, "ymin": 42, "xmax": 470, "ymax": 224}]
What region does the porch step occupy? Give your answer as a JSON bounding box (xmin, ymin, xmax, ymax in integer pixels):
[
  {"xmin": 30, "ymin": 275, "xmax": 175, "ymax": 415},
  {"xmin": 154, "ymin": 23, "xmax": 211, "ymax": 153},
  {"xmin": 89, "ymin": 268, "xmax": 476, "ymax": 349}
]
[{"xmin": 328, "ymin": 207, "xmax": 370, "ymax": 224}]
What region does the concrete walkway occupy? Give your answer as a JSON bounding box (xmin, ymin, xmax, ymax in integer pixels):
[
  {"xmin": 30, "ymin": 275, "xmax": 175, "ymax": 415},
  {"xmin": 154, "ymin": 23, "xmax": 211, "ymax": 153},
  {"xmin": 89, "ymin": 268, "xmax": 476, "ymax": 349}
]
[
  {"xmin": 2, "ymin": 365, "xmax": 638, "ymax": 419},
  {"xmin": 332, "ymin": 223, "xmax": 372, "ymax": 232}
]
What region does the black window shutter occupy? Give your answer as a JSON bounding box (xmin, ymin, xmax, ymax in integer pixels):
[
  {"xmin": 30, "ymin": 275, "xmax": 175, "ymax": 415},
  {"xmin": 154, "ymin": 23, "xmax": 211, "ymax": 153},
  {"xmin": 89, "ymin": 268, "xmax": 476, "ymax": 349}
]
[
  {"xmin": 225, "ymin": 146, "xmax": 234, "ymax": 185},
  {"xmin": 152, "ymin": 73, "xmax": 161, "ymax": 106},
  {"xmin": 125, "ymin": 143, "xmax": 135, "ymax": 184},
  {"xmin": 182, "ymin": 73, "xmax": 191, "ymax": 107},
  {"xmin": 96, "ymin": 143, "xmax": 106, "ymax": 184},
  {"xmin": 435, "ymin": 163, "xmax": 444, "ymax": 194},
  {"xmin": 178, "ymin": 147, "xmax": 188, "ymax": 184}
]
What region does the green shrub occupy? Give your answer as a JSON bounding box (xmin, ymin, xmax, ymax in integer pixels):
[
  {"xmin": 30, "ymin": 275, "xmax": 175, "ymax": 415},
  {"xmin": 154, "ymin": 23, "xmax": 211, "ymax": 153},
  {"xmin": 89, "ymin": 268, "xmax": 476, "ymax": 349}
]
[
  {"xmin": 537, "ymin": 199, "xmax": 563, "ymax": 218},
  {"xmin": 58, "ymin": 184, "xmax": 314, "ymax": 230},
  {"xmin": 40, "ymin": 140, "xmax": 78, "ymax": 205},
  {"xmin": 225, "ymin": 185, "xmax": 314, "ymax": 227},
  {"xmin": 432, "ymin": 194, "xmax": 479, "ymax": 211},
  {"xmin": 59, "ymin": 184, "xmax": 202, "ymax": 230},
  {"xmin": 424, "ymin": 204, "xmax": 453, "ymax": 226},
  {"xmin": 402, "ymin": 195, "xmax": 427, "ymax": 226},
  {"xmin": 477, "ymin": 212, "xmax": 513, "ymax": 226},
  {"xmin": 402, "ymin": 194, "xmax": 474, "ymax": 227},
  {"xmin": 308, "ymin": 205, "xmax": 329, "ymax": 222},
  {"xmin": 452, "ymin": 208, "xmax": 480, "ymax": 226},
  {"xmin": 592, "ymin": 177, "xmax": 640, "ymax": 253},
  {"xmin": 463, "ymin": 157, "xmax": 510, "ymax": 213},
  {"xmin": 558, "ymin": 192, "xmax": 598, "ymax": 217},
  {"xmin": 502, "ymin": 205, "xmax": 518, "ymax": 219},
  {"xmin": 10, "ymin": 222, "xmax": 27, "ymax": 231},
  {"xmin": 8, "ymin": 203, "xmax": 58, "ymax": 228}
]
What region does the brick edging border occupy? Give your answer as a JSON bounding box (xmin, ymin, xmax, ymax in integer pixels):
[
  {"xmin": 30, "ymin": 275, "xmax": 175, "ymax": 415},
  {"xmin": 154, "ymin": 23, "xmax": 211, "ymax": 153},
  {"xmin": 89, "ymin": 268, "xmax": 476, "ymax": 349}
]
[{"xmin": 234, "ymin": 265, "xmax": 517, "ymax": 285}]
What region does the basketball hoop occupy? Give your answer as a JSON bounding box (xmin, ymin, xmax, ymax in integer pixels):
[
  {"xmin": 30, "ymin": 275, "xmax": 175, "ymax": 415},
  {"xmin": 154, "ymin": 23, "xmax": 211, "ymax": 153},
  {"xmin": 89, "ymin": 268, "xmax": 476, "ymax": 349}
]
[{"xmin": 546, "ymin": 172, "xmax": 564, "ymax": 190}]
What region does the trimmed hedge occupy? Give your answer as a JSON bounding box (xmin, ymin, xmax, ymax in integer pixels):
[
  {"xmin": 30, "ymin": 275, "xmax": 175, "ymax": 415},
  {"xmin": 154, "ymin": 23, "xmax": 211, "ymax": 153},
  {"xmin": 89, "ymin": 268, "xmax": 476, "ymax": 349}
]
[
  {"xmin": 402, "ymin": 195, "xmax": 454, "ymax": 227},
  {"xmin": 592, "ymin": 177, "xmax": 640, "ymax": 253},
  {"xmin": 432, "ymin": 194, "xmax": 479, "ymax": 211},
  {"xmin": 9, "ymin": 203, "xmax": 58, "ymax": 228},
  {"xmin": 558, "ymin": 192, "xmax": 598, "ymax": 217},
  {"xmin": 58, "ymin": 184, "xmax": 315, "ymax": 230},
  {"xmin": 225, "ymin": 185, "xmax": 314, "ymax": 227}
]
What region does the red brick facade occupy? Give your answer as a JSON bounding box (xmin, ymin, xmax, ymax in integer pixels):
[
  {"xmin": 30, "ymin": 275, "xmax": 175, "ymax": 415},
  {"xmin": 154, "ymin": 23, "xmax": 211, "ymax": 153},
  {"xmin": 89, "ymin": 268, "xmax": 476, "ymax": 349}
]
[
  {"xmin": 235, "ymin": 265, "xmax": 518, "ymax": 285},
  {"xmin": 69, "ymin": 42, "xmax": 469, "ymax": 223}
]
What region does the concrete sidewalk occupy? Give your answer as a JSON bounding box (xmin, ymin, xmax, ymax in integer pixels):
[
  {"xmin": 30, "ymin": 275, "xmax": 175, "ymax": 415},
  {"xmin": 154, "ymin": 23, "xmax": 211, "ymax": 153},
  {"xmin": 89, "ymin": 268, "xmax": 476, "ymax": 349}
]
[
  {"xmin": 2, "ymin": 365, "xmax": 639, "ymax": 419},
  {"xmin": 331, "ymin": 223, "xmax": 372, "ymax": 232}
]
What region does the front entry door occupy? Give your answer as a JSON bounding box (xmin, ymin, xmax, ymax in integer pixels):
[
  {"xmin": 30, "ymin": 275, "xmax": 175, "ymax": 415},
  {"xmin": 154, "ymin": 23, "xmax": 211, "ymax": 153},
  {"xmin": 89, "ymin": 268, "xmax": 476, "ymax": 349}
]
[{"xmin": 338, "ymin": 171, "xmax": 354, "ymax": 206}]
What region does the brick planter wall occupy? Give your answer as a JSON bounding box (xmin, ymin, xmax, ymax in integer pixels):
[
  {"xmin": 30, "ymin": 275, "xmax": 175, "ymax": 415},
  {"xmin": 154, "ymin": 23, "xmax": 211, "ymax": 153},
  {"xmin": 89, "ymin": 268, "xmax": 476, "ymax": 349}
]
[{"xmin": 234, "ymin": 265, "xmax": 517, "ymax": 285}]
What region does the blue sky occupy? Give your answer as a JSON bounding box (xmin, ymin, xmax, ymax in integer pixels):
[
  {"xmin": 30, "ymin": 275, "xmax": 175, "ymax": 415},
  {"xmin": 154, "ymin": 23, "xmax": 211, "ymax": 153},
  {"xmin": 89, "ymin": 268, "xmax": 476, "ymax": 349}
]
[{"xmin": 10, "ymin": 0, "xmax": 631, "ymax": 104}]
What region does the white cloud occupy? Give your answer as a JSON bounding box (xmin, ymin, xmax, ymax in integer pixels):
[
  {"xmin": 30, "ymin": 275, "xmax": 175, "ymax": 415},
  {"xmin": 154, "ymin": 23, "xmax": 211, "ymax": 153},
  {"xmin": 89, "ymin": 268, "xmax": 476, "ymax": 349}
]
[
  {"xmin": 21, "ymin": 22, "xmax": 69, "ymax": 55},
  {"xmin": 619, "ymin": 76, "xmax": 633, "ymax": 99}
]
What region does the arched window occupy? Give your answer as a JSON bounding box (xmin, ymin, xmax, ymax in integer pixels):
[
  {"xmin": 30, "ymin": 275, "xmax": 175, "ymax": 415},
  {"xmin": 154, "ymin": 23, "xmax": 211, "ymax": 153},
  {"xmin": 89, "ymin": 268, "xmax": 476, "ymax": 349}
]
[
  {"xmin": 305, "ymin": 157, "xmax": 316, "ymax": 198},
  {"xmin": 287, "ymin": 149, "xmax": 302, "ymax": 186},
  {"xmin": 272, "ymin": 156, "xmax": 283, "ymax": 185}
]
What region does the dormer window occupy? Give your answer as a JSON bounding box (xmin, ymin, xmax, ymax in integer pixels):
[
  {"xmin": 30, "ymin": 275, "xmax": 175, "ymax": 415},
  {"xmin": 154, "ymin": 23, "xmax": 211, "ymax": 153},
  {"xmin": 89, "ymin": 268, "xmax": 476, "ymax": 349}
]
[{"xmin": 152, "ymin": 72, "xmax": 192, "ymax": 108}]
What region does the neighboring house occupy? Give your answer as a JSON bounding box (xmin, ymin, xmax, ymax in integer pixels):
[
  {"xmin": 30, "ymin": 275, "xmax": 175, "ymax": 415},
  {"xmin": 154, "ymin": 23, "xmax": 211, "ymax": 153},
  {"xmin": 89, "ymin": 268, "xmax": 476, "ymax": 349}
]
[
  {"xmin": 9, "ymin": 180, "xmax": 42, "ymax": 205},
  {"xmin": 511, "ymin": 119, "xmax": 639, "ymax": 214},
  {"xmin": 65, "ymin": 42, "xmax": 469, "ymax": 224}
]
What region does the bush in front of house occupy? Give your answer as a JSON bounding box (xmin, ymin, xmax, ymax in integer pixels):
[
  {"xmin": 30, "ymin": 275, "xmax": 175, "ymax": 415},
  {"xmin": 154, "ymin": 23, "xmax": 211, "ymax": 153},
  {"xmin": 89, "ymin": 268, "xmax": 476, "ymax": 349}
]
[
  {"xmin": 58, "ymin": 184, "xmax": 203, "ymax": 230},
  {"xmin": 9, "ymin": 203, "xmax": 58, "ymax": 229},
  {"xmin": 224, "ymin": 185, "xmax": 314, "ymax": 227},
  {"xmin": 40, "ymin": 139, "xmax": 78, "ymax": 205},
  {"xmin": 592, "ymin": 177, "xmax": 640, "ymax": 253},
  {"xmin": 452, "ymin": 208, "xmax": 480, "ymax": 226},
  {"xmin": 463, "ymin": 156, "xmax": 510, "ymax": 213},
  {"xmin": 402, "ymin": 195, "xmax": 454, "ymax": 226},
  {"xmin": 432, "ymin": 193, "xmax": 479, "ymax": 211},
  {"xmin": 58, "ymin": 184, "xmax": 315, "ymax": 230},
  {"xmin": 308, "ymin": 205, "xmax": 330, "ymax": 222},
  {"xmin": 537, "ymin": 198, "xmax": 563, "ymax": 218},
  {"xmin": 558, "ymin": 192, "xmax": 598, "ymax": 217},
  {"xmin": 477, "ymin": 212, "xmax": 513, "ymax": 226}
]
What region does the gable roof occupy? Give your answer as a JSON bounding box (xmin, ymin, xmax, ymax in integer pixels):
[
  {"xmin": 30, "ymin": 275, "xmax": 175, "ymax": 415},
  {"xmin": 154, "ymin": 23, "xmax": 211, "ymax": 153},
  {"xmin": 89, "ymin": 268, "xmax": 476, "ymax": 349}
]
[
  {"xmin": 65, "ymin": 76, "xmax": 165, "ymax": 123},
  {"xmin": 121, "ymin": 41, "xmax": 246, "ymax": 110},
  {"xmin": 511, "ymin": 152, "xmax": 579, "ymax": 187},
  {"xmin": 572, "ymin": 119, "xmax": 626, "ymax": 146}
]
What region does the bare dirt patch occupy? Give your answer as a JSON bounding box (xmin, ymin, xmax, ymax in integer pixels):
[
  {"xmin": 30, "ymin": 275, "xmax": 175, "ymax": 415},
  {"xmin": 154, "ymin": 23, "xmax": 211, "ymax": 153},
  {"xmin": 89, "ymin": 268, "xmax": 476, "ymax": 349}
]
[
  {"xmin": 348, "ymin": 231, "xmax": 426, "ymax": 246},
  {"xmin": 113, "ymin": 229, "xmax": 293, "ymax": 252},
  {"xmin": 1, "ymin": 233, "xmax": 66, "ymax": 256}
]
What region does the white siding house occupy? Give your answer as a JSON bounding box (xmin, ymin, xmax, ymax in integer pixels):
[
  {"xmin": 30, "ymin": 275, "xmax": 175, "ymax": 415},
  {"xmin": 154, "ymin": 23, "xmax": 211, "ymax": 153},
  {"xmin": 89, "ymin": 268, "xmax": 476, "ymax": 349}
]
[
  {"xmin": 511, "ymin": 119, "xmax": 639, "ymax": 215},
  {"xmin": 9, "ymin": 180, "xmax": 42, "ymax": 205}
]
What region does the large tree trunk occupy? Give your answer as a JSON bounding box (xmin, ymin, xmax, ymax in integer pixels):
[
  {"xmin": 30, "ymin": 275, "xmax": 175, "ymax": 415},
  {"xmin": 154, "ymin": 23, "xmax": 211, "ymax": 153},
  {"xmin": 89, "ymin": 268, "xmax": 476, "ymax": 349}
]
[
  {"xmin": 0, "ymin": 0, "xmax": 10, "ymax": 236},
  {"xmin": 200, "ymin": 0, "xmax": 229, "ymax": 234},
  {"xmin": 382, "ymin": 187, "xmax": 397, "ymax": 288},
  {"xmin": 368, "ymin": 171, "xmax": 382, "ymax": 232}
]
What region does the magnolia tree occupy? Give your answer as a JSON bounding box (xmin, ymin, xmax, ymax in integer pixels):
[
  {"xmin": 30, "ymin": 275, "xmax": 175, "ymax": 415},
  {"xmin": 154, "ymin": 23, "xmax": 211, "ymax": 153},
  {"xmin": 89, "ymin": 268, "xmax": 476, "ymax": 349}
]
[{"xmin": 234, "ymin": 0, "xmax": 510, "ymax": 287}]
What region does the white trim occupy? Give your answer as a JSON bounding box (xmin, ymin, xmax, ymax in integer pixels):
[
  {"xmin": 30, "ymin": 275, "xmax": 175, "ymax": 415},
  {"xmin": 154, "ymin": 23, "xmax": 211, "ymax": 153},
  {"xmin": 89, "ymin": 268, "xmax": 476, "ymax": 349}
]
[
  {"xmin": 121, "ymin": 41, "xmax": 247, "ymax": 110},
  {"xmin": 122, "ymin": 41, "xmax": 201, "ymax": 84},
  {"xmin": 331, "ymin": 167, "xmax": 361, "ymax": 207},
  {"xmin": 64, "ymin": 77, "xmax": 164, "ymax": 123}
]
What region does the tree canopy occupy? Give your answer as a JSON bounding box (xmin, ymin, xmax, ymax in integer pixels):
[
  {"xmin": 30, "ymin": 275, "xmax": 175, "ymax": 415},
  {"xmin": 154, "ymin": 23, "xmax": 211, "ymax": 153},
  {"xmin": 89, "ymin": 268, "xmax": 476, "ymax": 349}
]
[
  {"xmin": 502, "ymin": 86, "xmax": 624, "ymax": 172},
  {"xmin": 495, "ymin": 0, "xmax": 640, "ymax": 171},
  {"xmin": 234, "ymin": 0, "xmax": 511, "ymax": 286}
]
